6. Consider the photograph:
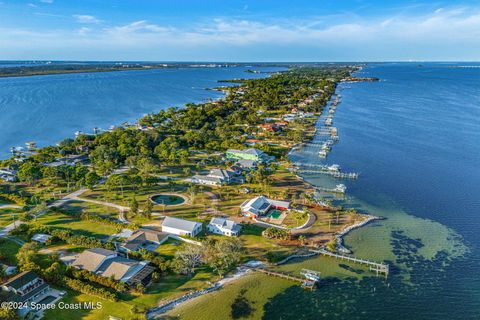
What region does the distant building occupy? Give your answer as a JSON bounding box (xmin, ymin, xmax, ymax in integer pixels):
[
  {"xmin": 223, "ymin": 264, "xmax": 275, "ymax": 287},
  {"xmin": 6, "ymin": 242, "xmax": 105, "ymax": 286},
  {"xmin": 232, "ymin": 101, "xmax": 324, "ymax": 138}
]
[
  {"xmin": 191, "ymin": 174, "xmax": 224, "ymax": 186},
  {"xmin": 240, "ymin": 196, "xmax": 291, "ymax": 219},
  {"xmin": 31, "ymin": 233, "xmax": 53, "ymax": 244},
  {"xmin": 191, "ymin": 168, "xmax": 239, "ymax": 186},
  {"xmin": 0, "ymin": 168, "xmax": 17, "ymax": 182},
  {"xmin": 161, "ymin": 217, "xmax": 202, "ymax": 237},
  {"xmin": 226, "ymin": 148, "xmax": 274, "ymax": 163},
  {"xmin": 44, "ymin": 154, "xmax": 89, "ymax": 168},
  {"xmin": 0, "ymin": 264, "xmax": 17, "ymax": 276},
  {"xmin": 258, "ymin": 123, "xmax": 278, "ymax": 132},
  {"xmin": 207, "ymin": 217, "xmax": 241, "ymax": 237},
  {"xmin": 120, "ymin": 229, "xmax": 170, "ymax": 253},
  {"xmin": 236, "ymin": 159, "xmax": 258, "ymax": 170},
  {"xmin": 71, "ymin": 248, "xmax": 154, "ymax": 286}
]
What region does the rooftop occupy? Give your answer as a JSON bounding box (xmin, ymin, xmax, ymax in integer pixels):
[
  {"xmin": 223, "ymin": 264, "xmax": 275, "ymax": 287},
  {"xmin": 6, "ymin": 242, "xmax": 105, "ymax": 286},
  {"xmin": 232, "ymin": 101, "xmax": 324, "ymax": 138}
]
[
  {"xmin": 71, "ymin": 248, "xmax": 117, "ymax": 272},
  {"xmin": 162, "ymin": 216, "xmax": 201, "ymax": 233}
]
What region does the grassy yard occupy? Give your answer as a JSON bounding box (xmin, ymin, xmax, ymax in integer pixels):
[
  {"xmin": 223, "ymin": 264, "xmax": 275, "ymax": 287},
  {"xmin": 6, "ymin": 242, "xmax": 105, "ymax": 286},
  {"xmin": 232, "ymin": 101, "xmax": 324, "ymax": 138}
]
[
  {"xmin": 44, "ymin": 289, "xmax": 135, "ymax": 320},
  {"xmin": 33, "ymin": 211, "xmax": 119, "ymax": 239},
  {"xmin": 239, "ymin": 224, "xmax": 296, "ymax": 262},
  {"xmin": 0, "ymin": 207, "xmax": 22, "ymax": 227},
  {"xmin": 43, "ymin": 269, "xmax": 220, "ymax": 320},
  {"xmin": 132, "ymin": 268, "xmax": 219, "ymax": 308},
  {"xmin": 164, "ymin": 272, "xmax": 293, "ymax": 320},
  {"xmin": 155, "ymin": 238, "xmax": 183, "ymax": 260},
  {"xmin": 0, "ymin": 238, "xmax": 21, "ymax": 264}
]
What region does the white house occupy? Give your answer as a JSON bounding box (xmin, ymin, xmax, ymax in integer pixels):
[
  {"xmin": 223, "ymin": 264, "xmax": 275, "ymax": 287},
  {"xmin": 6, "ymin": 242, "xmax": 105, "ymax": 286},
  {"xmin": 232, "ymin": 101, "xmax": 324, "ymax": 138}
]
[
  {"xmin": 191, "ymin": 169, "xmax": 237, "ymax": 186},
  {"xmin": 161, "ymin": 216, "xmax": 202, "ymax": 237},
  {"xmin": 240, "ymin": 196, "xmax": 291, "ymax": 219},
  {"xmin": 207, "ymin": 217, "xmax": 241, "ymax": 237}
]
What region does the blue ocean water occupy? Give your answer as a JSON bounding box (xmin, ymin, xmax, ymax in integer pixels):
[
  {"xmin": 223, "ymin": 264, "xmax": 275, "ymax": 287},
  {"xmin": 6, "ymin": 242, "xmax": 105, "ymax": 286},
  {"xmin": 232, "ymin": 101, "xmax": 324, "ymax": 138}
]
[
  {"xmin": 282, "ymin": 63, "xmax": 480, "ymax": 319},
  {"xmin": 0, "ymin": 66, "xmax": 282, "ymax": 158}
]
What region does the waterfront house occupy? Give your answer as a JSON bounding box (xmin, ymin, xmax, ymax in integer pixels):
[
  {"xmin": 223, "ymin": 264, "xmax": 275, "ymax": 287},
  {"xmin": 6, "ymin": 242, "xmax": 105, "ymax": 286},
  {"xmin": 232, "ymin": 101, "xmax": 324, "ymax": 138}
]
[
  {"xmin": 240, "ymin": 196, "xmax": 291, "ymax": 219},
  {"xmin": 71, "ymin": 248, "xmax": 154, "ymax": 286},
  {"xmin": 161, "ymin": 216, "xmax": 202, "ymax": 237},
  {"xmin": 120, "ymin": 229, "xmax": 170, "ymax": 253},
  {"xmin": 258, "ymin": 123, "xmax": 278, "ymax": 133},
  {"xmin": 226, "ymin": 148, "xmax": 274, "ymax": 163},
  {"xmin": 207, "ymin": 217, "xmax": 241, "ymax": 237}
]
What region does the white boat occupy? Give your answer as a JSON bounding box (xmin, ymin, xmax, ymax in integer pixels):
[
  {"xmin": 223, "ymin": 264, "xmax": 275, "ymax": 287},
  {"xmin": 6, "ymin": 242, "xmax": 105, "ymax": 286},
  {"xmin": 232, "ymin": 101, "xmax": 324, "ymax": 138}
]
[{"xmin": 334, "ymin": 184, "xmax": 347, "ymax": 193}]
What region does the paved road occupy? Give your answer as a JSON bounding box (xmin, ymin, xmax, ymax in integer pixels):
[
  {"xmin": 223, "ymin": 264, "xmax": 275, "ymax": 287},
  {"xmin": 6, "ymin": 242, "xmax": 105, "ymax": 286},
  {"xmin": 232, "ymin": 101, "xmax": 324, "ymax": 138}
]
[{"xmin": 0, "ymin": 204, "xmax": 22, "ymax": 209}]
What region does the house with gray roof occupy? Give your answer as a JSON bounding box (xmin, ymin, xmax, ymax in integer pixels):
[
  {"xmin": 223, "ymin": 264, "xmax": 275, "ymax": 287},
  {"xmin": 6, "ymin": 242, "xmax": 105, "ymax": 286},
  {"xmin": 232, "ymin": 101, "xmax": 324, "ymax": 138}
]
[
  {"xmin": 191, "ymin": 168, "xmax": 239, "ymax": 186},
  {"xmin": 162, "ymin": 217, "xmax": 202, "ymax": 237},
  {"xmin": 236, "ymin": 159, "xmax": 258, "ymax": 170},
  {"xmin": 71, "ymin": 248, "xmax": 117, "ymax": 273},
  {"xmin": 71, "ymin": 248, "xmax": 154, "ymax": 286},
  {"xmin": 240, "ymin": 196, "xmax": 291, "ymax": 219},
  {"xmin": 226, "ymin": 148, "xmax": 274, "ymax": 163},
  {"xmin": 120, "ymin": 229, "xmax": 170, "ymax": 253},
  {"xmin": 207, "ymin": 217, "xmax": 241, "ymax": 237}
]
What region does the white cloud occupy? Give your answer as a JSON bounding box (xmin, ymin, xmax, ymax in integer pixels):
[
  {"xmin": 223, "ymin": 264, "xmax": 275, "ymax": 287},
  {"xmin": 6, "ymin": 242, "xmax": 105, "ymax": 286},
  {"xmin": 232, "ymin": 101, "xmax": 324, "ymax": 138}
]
[
  {"xmin": 40, "ymin": 0, "xmax": 54, "ymax": 3},
  {"xmin": 1, "ymin": 6, "xmax": 480, "ymax": 60},
  {"xmin": 73, "ymin": 14, "xmax": 101, "ymax": 24},
  {"xmin": 78, "ymin": 27, "xmax": 92, "ymax": 36},
  {"xmin": 28, "ymin": 3, "xmax": 38, "ymax": 8}
]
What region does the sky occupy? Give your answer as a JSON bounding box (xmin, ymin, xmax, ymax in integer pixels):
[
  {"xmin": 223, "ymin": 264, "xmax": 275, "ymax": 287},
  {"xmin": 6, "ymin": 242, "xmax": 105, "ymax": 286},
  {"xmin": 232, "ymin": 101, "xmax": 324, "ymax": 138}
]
[{"xmin": 0, "ymin": 0, "xmax": 479, "ymax": 61}]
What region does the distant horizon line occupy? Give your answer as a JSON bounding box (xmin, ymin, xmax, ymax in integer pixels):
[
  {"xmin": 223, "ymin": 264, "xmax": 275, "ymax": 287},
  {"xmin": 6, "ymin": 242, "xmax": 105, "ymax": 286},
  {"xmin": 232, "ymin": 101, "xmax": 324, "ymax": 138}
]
[{"xmin": 1, "ymin": 60, "xmax": 479, "ymax": 64}]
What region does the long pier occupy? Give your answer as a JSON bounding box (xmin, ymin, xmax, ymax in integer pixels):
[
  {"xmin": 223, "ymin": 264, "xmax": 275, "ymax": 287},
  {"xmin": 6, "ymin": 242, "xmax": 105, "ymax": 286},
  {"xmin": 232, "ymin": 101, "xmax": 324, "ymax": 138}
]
[
  {"xmin": 295, "ymin": 170, "xmax": 358, "ymax": 179},
  {"xmin": 312, "ymin": 249, "xmax": 389, "ymax": 277}
]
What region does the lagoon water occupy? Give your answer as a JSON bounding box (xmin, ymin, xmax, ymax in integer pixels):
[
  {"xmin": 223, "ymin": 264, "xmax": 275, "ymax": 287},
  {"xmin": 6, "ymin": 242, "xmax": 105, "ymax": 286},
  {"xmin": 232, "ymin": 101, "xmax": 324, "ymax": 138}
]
[
  {"xmin": 0, "ymin": 66, "xmax": 282, "ymax": 158},
  {"xmin": 283, "ymin": 63, "xmax": 480, "ymax": 319},
  {"xmin": 2, "ymin": 63, "xmax": 480, "ymax": 319}
]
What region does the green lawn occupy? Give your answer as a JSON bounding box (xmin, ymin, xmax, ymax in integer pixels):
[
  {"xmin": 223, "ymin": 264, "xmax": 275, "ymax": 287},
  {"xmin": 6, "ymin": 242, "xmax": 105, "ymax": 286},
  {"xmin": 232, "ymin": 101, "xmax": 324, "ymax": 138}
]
[
  {"xmin": 44, "ymin": 289, "xmax": 135, "ymax": 320},
  {"xmin": 0, "ymin": 207, "xmax": 22, "ymax": 227},
  {"xmin": 0, "ymin": 238, "xmax": 21, "ymax": 264},
  {"xmin": 62, "ymin": 200, "xmax": 119, "ymax": 220},
  {"xmin": 33, "ymin": 211, "xmax": 119, "ymax": 239},
  {"xmin": 165, "ymin": 272, "xmax": 293, "ymax": 320},
  {"xmin": 133, "ymin": 269, "xmax": 219, "ymax": 308},
  {"xmin": 155, "ymin": 238, "xmax": 183, "ymax": 260}
]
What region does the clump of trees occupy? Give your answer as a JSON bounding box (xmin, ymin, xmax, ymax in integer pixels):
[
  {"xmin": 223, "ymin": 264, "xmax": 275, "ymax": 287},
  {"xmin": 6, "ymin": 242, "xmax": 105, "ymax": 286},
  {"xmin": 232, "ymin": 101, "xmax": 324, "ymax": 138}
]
[
  {"xmin": 65, "ymin": 278, "xmax": 117, "ymax": 301},
  {"xmin": 262, "ymin": 227, "xmax": 290, "ymax": 240},
  {"xmin": 67, "ymin": 268, "xmax": 126, "ymax": 292},
  {"xmin": 173, "ymin": 238, "xmax": 244, "ymax": 276}
]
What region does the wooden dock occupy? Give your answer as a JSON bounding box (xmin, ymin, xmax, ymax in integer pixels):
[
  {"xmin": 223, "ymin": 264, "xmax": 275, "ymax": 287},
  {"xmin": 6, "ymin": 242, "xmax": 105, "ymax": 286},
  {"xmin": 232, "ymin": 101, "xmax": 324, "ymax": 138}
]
[
  {"xmin": 312, "ymin": 249, "xmax": 389, "ymax": 277},
  {"xmin": 254, "ymin": 268, "xmax": 317, "ymax": 290},
  {"xmin": 295, "ymin": 169, "xmax": 358, "ymax": 179}
]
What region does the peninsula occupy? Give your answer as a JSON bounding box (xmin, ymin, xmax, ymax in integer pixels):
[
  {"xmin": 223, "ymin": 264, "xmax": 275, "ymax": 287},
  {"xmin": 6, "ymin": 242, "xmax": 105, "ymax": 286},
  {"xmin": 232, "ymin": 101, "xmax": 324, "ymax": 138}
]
[{"xmin": 0, "ymin": 65, "xmax": 383, "ymax": 320}]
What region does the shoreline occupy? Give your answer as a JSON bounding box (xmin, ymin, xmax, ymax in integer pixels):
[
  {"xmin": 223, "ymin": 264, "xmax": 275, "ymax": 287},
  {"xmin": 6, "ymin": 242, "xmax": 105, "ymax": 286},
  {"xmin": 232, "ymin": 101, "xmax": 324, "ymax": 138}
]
[
  {"xmin": 147, "ymin": 75, "xmax": 383, "ymax": 317},
  {"xmin": 0, "ymin": 67, "xmax": 277, "ymax": 160}
]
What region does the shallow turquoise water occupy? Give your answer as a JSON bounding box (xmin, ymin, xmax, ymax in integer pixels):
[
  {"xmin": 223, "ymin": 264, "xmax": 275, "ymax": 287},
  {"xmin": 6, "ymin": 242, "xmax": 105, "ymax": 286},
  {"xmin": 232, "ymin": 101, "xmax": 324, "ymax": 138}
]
[{"xmin": 284, "ymin": 63, "xmax": 480, "ymax": 319}]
